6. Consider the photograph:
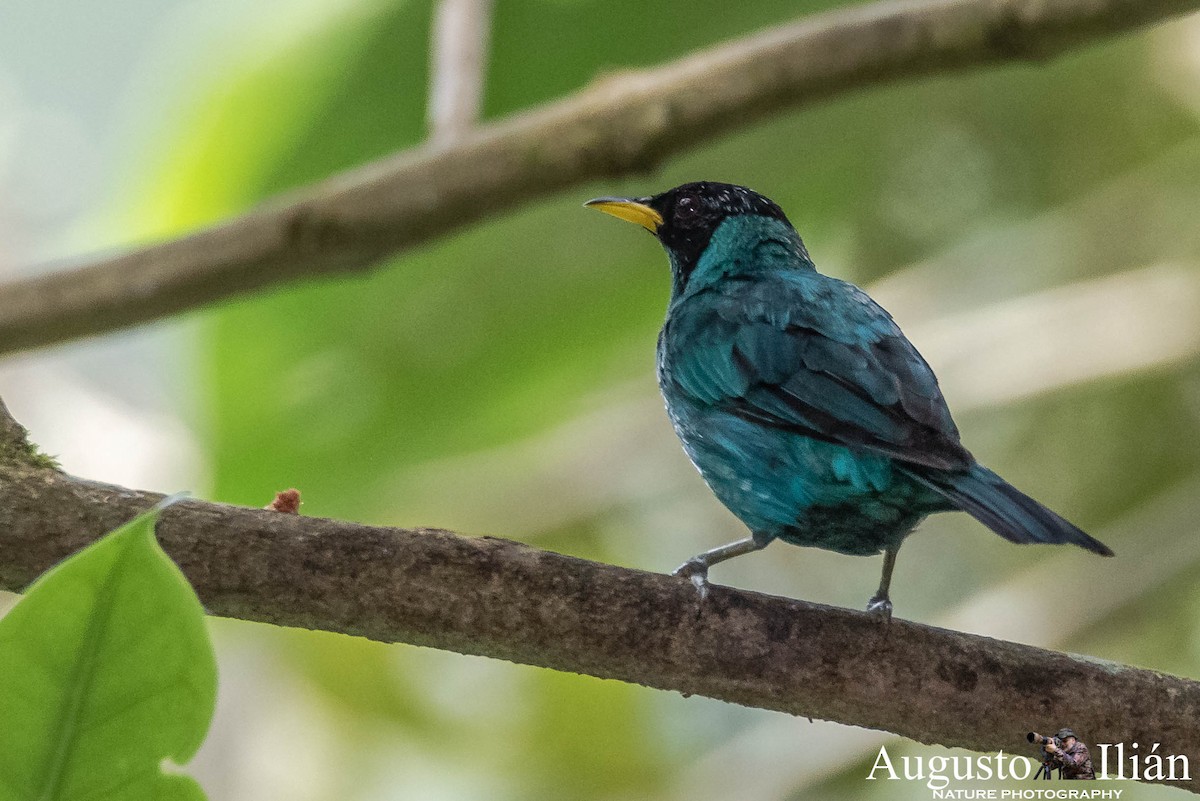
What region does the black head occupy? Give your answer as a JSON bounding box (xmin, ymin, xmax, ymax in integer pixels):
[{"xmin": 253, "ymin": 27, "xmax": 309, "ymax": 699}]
[
  {"xmin": 647, "ymin": 182, "xmax": 789, "ymax": 255},
  {"xmin": 586, "ymin": 182, "xmax": 794, "ymax": 277}
]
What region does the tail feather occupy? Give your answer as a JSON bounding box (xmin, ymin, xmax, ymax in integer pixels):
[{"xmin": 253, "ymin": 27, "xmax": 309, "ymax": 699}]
[{"xmin": 908, "ymin": 464, "xmax": 1113, "ymax": 556}]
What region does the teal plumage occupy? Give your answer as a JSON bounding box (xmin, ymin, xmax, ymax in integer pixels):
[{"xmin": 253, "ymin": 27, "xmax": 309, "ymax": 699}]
[{"xmin": 587, "ymin": 182, "xmax": 1111, "ymax": 615}]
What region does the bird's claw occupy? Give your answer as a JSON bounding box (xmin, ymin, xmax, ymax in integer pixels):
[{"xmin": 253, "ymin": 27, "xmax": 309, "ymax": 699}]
[
  {"xmin": 866, "ymin": 595, "xmax": 893, "ymax": 621},
  {"xmin": 672, "ymin": 558, "xmax": 711, "ymax": 601}
]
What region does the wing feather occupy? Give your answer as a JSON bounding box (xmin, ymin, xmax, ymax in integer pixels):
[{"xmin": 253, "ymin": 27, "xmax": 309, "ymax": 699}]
[{"xmin": 663, "ymin": 274, "xmax": 972, "ymax": 472}]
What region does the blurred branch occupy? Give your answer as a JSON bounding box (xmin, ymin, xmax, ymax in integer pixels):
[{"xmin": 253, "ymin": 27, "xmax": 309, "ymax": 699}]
[
  {"xmin": 0, "ymin": 419, "xmax": 1198, "ymax": 793},
  {"xmin": 2, "ymin": 0, "xmax": 1199, "ymax": 356},
  {"xmin": 428, "ymin": 0, "xmax": 493, "ymax": 144}
]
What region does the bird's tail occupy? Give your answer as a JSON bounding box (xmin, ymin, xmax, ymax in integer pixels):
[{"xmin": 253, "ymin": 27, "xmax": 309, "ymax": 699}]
[{"xmin": 908, "ymin": 463, "xmax": 1113, "ymax": 556}]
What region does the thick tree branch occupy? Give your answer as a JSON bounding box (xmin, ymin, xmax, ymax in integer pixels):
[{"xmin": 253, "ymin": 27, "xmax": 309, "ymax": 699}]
[
  {"xmin": 1, "ymin": 0, "xmax": 1197, "ymax": 356},
  {"xmin": 0, "ymin": 404, "xmax": 1196, "ymax": 791}
]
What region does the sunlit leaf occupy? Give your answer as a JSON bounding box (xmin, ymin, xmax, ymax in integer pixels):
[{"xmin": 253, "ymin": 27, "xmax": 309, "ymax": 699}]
[{"xmin": 0, "ymin": 502, "xmax": 217, "ymax": 801}]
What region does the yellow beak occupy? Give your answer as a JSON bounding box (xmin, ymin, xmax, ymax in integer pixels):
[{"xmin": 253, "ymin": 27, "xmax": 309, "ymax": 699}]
[{"xmin": 584, "ymin": 197, "xmax": 663, "ymax": 233}]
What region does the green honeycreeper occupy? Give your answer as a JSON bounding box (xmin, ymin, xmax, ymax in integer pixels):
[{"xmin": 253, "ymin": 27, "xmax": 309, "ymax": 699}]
[{"xmin": 586, "ymin": 182, "xmax": 1112, "ymax": 617}]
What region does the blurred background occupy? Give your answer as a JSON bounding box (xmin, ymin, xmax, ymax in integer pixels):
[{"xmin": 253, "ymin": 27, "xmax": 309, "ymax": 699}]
[{"xmin": 2, "ymin": 0, "xmax": 1200, "ymax": 798}]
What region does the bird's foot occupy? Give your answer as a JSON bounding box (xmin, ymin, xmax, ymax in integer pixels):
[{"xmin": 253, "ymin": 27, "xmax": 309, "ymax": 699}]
[
  {"xmin": 865, "ymin": 594, "xmax": 893, "ymax": 621},
  {"xmin": 672, "ymin": 558, "xmax": 711, "ymax": 602}
]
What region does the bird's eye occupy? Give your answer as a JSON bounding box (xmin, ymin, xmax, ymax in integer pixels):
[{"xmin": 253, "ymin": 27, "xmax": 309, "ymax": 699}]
[{"xmin": 674, "ymin": 195, "xmax": 700, "ymax": 223}]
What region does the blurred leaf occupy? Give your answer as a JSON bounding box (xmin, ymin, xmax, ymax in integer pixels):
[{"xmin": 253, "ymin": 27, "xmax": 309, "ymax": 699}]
[
  {"xmin": 517, "ymin": 671, "xmax": 667, "ymax": 800},
  {"xmin": 115, "ymin": 1, "xmax": 392, "ymax": 240},
  {"xmin": 275, "ymin": 625, "xmax": 441, "ymax": 733},
  {"xmin": 0, "ymin": 503, "xmax": 216, "ymax": 801}
]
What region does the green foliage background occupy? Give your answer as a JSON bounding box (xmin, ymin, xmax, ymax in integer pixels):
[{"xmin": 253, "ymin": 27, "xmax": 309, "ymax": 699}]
[{"xmin": 72, "ymin": 0, "xmax": 1200, "ymax": 798}]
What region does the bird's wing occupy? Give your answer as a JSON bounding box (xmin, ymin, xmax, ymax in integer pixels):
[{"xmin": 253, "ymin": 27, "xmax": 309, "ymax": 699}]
[{"xmin": 662, "ymin": 274, "xmax": 973, "ymax": 472}]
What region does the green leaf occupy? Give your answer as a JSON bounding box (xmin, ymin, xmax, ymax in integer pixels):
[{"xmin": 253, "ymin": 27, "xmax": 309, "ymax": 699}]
[{"xmin": 0, "ymin": 502, "xmax": 217, "ymax": 801}]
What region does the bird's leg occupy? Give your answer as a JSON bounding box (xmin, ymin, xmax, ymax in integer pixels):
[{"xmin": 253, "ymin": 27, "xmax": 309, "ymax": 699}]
[
  {"xmin": 866, "ymin": 545, "xmax": 899, "ymax": 620},
  {"xmin": 672, "ymin": 535, "xmax": 768, "ymax": 600}
]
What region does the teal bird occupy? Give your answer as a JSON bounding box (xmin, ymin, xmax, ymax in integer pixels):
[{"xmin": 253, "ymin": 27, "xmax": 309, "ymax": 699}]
[{"xmin": 587, "ymin": 182, "xmax": 1111, "ymax": 616}]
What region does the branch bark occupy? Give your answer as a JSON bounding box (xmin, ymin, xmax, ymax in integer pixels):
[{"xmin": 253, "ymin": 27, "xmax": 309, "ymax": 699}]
[
  {"xmin": 1, "ymin": 0, "xmax": 1198, "ymax": 356},
  {"xmin": 0, "ymin": 403, "xmax": 1196, "ymax": 792}
]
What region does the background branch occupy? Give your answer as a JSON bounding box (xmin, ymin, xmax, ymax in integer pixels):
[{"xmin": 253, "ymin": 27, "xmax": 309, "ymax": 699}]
[
  {"xmin": 428, "ymin": 0, "xmax": 494, "ymax": 145},
  {"xmin": 0, "ymin": 0, "xmax": 1197, "ymax": 356},
  {"xmin": 0, "ymin": 401, "xmax": 1196, "ymax": 792}
]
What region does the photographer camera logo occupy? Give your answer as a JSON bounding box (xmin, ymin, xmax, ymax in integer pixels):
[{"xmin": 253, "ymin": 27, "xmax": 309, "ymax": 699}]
[{"xmin": 1026, "ymin": 728, "xmax": 1093, "ymax": 780}]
